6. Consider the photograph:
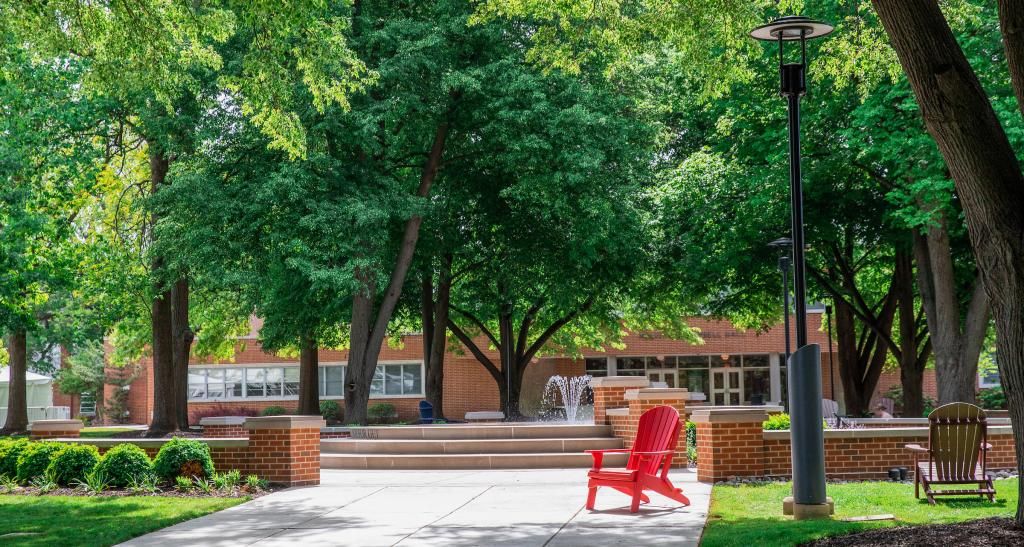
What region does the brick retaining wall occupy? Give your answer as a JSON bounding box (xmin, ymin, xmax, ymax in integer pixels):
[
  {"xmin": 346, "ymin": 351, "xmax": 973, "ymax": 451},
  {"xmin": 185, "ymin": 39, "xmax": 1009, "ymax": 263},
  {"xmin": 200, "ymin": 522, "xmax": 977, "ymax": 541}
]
[
  {"xmin": 40, "ymin": 415, "xmax": 324, "ymax": 486},
  {"xmin": 692, "ymin": 407, "xmax": 1018, "ymax": 482}
]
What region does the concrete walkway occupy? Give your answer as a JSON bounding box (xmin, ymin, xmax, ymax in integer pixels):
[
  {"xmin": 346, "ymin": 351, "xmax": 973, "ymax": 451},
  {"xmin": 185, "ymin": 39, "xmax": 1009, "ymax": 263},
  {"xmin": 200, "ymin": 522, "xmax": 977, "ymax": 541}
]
[{"xmin": 122, "ymin": 469, "xmax": 711, "ymax": 546}]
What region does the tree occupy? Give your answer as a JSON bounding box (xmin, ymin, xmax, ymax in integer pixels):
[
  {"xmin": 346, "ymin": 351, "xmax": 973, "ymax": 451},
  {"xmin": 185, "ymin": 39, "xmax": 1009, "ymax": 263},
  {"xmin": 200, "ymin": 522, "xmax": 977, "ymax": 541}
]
[
  {"xmin": 871, "ymin": 0, "xmax": 1024, "ymax": 523},
  {"xmin": 4, "ymin": 0, "xmax": 371, "ymax": 432},
  {"xmin": 0, "ymin": 33, "xmax": 103, "ymax": 432}
]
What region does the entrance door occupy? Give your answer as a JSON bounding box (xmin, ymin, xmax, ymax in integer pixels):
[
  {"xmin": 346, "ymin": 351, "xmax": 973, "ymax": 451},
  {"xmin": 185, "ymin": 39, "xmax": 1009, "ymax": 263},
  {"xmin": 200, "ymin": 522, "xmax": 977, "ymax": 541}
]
[
  {"xmin": 711, "ymin": 368, "xmax": 742, "ymax": 405},
  {"xmin": 647, "ymin": 369, "xmax": 677, "ymax": 388}
]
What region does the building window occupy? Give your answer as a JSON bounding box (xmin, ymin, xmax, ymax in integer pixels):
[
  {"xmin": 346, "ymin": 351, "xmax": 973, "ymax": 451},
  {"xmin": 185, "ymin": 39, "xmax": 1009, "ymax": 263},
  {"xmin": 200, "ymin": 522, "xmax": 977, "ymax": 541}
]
[
  {"xmin": 187, "ymin": 363, "xmax": 423, "ymax": 401},
  {"xmin": 584, "ymin": 358, "xmax": 609, "ymax": 377},
  {"xmin": 319, "ymin": 366, "xmax": 345, "ymax": 397},
  {"xmin": 616, "ymin": 357, "xmax": 647, "ymax": 377},
  {"xmin": 979, "ymin": 354, "xmax": 1000, "ymax": 388},
  {"xmin": 79, "ymin": 392, "xmax": 97, "ymax": 416}
]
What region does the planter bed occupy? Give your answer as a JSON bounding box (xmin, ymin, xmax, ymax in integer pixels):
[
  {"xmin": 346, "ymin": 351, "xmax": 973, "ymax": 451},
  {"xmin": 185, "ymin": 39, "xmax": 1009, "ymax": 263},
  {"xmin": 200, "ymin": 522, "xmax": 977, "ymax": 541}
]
[{"xmin": 0, "ymin": 483, "xmax": 274, "ymax": 499}]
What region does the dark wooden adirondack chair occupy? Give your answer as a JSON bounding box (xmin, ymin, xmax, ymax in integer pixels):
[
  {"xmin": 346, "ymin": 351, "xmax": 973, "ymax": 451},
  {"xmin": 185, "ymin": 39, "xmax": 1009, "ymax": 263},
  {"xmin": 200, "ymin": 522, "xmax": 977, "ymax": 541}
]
[
  {"xmin": 585, "ymin": 405, "xmax": 690, "ymax": 513},
  {"xmin": 905, "ymin": 402, "xmax": 995, "ymax": 504}
]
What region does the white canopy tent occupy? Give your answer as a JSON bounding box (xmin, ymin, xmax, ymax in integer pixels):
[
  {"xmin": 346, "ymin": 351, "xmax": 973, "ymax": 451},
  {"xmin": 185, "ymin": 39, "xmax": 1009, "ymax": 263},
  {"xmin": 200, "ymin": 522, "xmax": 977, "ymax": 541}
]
[{"xmin": 0, "ymin": 368, "xmax": 69, "ymax": 424}]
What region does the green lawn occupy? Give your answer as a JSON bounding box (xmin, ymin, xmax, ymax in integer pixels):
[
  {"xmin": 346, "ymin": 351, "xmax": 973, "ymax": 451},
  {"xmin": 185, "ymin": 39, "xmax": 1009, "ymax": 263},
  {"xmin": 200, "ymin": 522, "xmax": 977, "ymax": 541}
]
[
  {"xmin": 701, "ymin": 478, "xmax": 1019, "ymax": 547},
  {"xmin": 79, "ymin": 427, "xmax": 138, "ymax": 439},
  {"xmin": 0, "ymin": 495, "xmax": 246, "ymax": 546}
]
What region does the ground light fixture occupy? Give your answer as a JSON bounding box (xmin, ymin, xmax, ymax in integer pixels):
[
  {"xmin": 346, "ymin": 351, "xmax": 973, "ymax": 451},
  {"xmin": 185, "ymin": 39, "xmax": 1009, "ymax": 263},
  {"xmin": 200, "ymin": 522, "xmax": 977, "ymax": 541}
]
[{"xmin": 751, "ymin": 15, "xmax": 834, "ymax": 520}]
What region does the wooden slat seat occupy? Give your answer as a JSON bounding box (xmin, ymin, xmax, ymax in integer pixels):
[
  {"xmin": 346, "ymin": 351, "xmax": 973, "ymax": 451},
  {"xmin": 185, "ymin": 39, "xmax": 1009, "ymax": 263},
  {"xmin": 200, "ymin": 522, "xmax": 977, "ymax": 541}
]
[
  {"xmin": 585, "ymin": 405, "xmax": 690, "ymax": 513},
  {"xmin": 905, "ymin": 402, "xmax": 995, "ymax": 504}
]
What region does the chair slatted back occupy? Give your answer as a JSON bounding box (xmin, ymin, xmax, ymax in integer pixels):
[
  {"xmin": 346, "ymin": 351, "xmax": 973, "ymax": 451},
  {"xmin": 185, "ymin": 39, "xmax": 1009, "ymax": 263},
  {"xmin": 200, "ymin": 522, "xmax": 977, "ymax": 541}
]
[
  {"xmin": 628, "ymin": 406, "xmax": 681, "ymax": 475},
  {"xmin": 928, "ymin": 402, "xmax": 987, "ymax": 481},
  {"xmin": 822, "ymin": 399, "xmax": 839, "ymax": 420}
]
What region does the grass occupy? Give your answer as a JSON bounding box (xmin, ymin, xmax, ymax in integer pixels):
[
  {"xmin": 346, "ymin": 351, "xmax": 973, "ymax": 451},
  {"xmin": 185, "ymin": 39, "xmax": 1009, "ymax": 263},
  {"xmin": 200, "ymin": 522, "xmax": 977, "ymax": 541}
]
[
  {"xmin": 701, "ymin": 478, "xmax": 1019, "ymax": 547},
  {"xmin": 0, "ymin": 495, "xmax": 246, "ymax": 546},
  {"xmin": 79, "ymin": 427, "xmax": 137, "ymax": 439}
]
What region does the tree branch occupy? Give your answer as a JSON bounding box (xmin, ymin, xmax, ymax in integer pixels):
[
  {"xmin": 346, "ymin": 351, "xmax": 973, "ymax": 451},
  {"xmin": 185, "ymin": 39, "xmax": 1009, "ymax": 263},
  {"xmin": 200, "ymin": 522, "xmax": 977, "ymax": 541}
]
[{"xmin": 447, "ymin": 319, "xmax": 503, "ymax": 384}]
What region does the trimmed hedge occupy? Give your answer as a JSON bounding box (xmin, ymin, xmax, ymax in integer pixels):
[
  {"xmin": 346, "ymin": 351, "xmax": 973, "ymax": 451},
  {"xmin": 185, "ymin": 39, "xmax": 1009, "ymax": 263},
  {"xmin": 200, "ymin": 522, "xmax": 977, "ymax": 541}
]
[
  {"xmin": 94, "ymin": 444, "xmax": 153, "ymax": 487},
  {"xmin": 153, "ymin": 438, "xmax": 215, "ymax": 481},
  {"xmin": 0, "ymin": 438, "xmax": 30, "ymax": 479},
  {"xmin": 16, "ymin": 442, "xmax": 64, "ymax": 483},
  {"xmin": 319, "ymin": 400, "xmax": 341, "ymax": 422},
  {"xmin": 47, "ymin": 444, "xmax": 100, "ymax": 486},
  {"xmin": 261, "ymin": 406, "xmax": 287, "ymax": 417}
]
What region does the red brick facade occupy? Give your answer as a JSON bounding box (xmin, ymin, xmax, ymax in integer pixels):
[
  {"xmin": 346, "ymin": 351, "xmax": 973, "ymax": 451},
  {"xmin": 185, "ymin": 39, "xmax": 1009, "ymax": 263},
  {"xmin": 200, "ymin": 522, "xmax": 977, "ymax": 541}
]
[{"xmin": 79, "ymin": 312, "xmax": 951, "ymax": 427}]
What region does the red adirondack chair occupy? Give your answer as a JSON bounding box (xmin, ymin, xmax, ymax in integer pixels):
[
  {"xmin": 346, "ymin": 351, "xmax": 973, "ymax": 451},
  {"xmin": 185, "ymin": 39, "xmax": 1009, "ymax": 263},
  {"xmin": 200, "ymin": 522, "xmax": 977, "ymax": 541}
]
[{"xmin": 585, "ymin": 405, "xmax": 690, "ymax": 513}]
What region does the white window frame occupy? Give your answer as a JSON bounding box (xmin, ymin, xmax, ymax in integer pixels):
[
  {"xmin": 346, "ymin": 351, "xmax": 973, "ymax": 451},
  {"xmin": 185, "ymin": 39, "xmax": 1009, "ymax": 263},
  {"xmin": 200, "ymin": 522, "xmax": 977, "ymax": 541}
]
[{"xmin": 187, "ymin": 361, "xmax": 425, "ymax": 402}]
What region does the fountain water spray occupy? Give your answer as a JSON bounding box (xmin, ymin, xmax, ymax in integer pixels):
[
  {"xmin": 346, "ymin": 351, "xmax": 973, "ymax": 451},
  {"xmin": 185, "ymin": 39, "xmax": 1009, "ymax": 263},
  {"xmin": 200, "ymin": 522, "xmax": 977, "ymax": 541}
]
[{"xmin": 543, "ymin": 375, "xmax": 592, "ymax": 423}]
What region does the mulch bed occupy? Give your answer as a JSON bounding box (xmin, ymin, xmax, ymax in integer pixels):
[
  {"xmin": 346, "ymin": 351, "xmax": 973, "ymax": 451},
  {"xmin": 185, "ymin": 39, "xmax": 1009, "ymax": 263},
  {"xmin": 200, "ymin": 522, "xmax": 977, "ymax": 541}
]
[
  {"xmin": 805, "ymin": 517, "xmax": 1024, "ymax": 546},
  {"xmin": 0, "ymin": 484, "xmax": 276, "ymax": 499}
]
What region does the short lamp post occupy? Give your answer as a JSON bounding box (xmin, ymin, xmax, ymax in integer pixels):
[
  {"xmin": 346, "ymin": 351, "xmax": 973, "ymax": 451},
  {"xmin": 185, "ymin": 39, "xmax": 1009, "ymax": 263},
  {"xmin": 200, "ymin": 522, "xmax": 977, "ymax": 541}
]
[
  {"xmin": 768, "ymin": 237, "xmax": 794, "ymax": 368},
  {"xmin": 751, "ymin": 15, "xmax": 834, "ymax": 519}
]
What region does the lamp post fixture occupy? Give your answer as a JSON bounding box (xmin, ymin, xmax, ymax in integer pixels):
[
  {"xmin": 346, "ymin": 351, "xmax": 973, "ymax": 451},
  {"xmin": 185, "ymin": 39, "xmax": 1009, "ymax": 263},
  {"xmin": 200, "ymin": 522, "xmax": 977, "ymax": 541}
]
[{"xmin": 751, "ymin": 15, "xmax": 834, "ymax": 519}]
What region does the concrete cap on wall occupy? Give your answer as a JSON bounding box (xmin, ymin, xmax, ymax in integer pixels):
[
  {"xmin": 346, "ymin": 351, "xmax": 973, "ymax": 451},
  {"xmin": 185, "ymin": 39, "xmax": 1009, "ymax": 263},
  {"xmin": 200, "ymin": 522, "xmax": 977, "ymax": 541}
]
[
  {"xmin": 199, "ymin": 416, "xmax": 248, "ymax": 426},
  {"xmin": 28, "ymin": 419, "xmax": 84, "ymax": 431},
  {"xmin": 624, "ymin": 387, "xmax": 690, "ymax": 401},
  {"xmin": 590, "ymin": 377, "xmax": 651, "ymax": 389},
  {"xmin": 245, "ymin": 415, "xmax": 327, "ymax": 430},
  {"xmin": 689, "ymin": 407, "xmax": 774, "ymax": 424}
]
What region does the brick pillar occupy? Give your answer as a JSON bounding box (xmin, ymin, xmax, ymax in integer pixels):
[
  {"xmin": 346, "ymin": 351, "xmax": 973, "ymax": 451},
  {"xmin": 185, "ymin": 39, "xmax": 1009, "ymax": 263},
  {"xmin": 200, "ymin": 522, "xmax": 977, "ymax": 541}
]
[
  {"xmin": 28, "ymin": 419, "xmax": 83, "ymax": 440},
  {"xmin": 691, "ymin": 407, "xmax": 770, "ymax": 483},
  {"xmin": 590, "ymin": 377, "xmax": 650, "ymax": 425},
  {"xmin": 200, "ymin": 416, "xmax": 249, "ymax": 438},
  {"xmin": 625, "ymin": 388, "xmax": 688, "ymax": 467},
  {"xmin": 245, "ymin": 416, "xmax": 325, "ymax": 486}
]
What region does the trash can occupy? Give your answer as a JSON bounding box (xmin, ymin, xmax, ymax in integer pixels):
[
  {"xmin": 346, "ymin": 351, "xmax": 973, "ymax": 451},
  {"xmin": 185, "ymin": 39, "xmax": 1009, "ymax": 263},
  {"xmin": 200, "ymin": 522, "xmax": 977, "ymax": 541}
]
[{"xmin": 418, "ymin": 400, "xmax": 434, "ymax": 424}]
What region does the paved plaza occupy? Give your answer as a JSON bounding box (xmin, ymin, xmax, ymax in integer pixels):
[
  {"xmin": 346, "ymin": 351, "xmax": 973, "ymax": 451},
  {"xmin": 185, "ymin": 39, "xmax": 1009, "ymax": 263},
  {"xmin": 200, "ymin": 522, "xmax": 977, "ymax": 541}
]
[{"xmin": 122, "ymin": 469, "xmax": 711, "ymax": 546}]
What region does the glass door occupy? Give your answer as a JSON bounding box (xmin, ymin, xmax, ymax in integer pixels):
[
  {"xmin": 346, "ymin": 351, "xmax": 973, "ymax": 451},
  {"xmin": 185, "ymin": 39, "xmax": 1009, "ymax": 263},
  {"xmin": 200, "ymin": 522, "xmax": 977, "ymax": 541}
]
[
  {"xmin": 711, "ymin": 368, "xmax": 742, "ymax": 405},
  {"xmin": 647, "ymin": 369, "xmax": 677, "ymax": 388}
]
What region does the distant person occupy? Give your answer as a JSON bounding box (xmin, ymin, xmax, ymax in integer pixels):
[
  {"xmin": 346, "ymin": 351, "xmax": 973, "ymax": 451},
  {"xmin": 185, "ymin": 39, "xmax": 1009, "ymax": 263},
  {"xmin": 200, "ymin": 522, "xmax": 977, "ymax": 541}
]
[{"xmin": 874, "ymin": 403, "xmax": 893, "ymax": 419}]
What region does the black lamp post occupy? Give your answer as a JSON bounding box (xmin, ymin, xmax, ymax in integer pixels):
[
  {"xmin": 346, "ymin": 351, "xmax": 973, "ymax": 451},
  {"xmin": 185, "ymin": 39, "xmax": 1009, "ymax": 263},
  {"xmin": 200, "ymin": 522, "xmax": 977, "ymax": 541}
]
[
  {"xmin": 751, "ymin": 15, "xmax": 834, "ymax": 519},
  {"xmin": 768, "ymin": 237, "xmax": 794, "ymax": 366}
]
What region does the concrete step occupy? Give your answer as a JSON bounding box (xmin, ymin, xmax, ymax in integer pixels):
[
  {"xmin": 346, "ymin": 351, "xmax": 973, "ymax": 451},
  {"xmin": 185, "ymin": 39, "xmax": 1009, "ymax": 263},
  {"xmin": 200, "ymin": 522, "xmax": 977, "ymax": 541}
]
[
  {"xmin": 322, "ymin": 437, "xmax": 623, "ymax": 455},
  {"xmin": 321, "ymin": 452, "xmax": 629, "ymax": 470},
  {"xmin": 346, "ymin": 423, "xmax": 612, "ymax": 441}
]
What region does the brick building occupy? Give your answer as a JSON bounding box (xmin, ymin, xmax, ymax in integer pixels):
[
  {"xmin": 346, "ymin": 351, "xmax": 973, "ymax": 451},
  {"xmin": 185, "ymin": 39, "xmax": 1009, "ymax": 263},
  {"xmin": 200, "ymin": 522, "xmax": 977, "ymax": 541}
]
[{"xmin": 70, "ymin": 311, "xmax": 941, "ymax": 424}]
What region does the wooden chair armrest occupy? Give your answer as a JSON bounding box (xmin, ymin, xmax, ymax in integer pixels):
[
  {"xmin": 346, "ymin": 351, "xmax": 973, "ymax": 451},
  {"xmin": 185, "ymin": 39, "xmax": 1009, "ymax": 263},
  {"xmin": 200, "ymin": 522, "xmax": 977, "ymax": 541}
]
[
  {"xmin": 904, "ymin": 443, "xmax": 928, "ymax": 453},
  {"xmin": 586, "ymin": 449, "xmax": 633, "ymax": 471}
]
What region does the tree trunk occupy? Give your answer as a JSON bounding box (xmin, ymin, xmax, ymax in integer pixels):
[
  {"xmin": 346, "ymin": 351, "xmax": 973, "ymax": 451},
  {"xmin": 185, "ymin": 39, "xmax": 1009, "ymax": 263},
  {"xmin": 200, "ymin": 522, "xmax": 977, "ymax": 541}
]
[
  {"xmin": 297, "ymin": 334, "xmax": 319, "ymax": 415},
  {"xmin": 148, "ymin": 150, "xmax": 177, "ymax": 436},
  {"xmin": 895, "ymin": 250, "xmax": 927, "ymax": 417},
  {"xmin": 998, "ymin": 0, "xmax": 1024, "ymax": 119},
  {"xmin": 835, "ymin": 300, "xmax": 869, "ymax": 416},
  {"xmin": 917, "ymin": 213, "xmax": 988, "ymax": 404},
  {"xmin": 424, "ymin": 259, "xmax": 452, "ymax": 420},
  {"xmin": 1, "ymin": 329, "xmax": 29, "ymax": 433},
  {"xmin": 171, "ymin": 277, "xmax": 193, "ymax": 429},
  {"xmin": 345, "ymin": 122, "xmax": 449, "ymax": 426},
  {"xmin": 874, "ymin": 0, "xmax": 1024, "ymax": 524}
]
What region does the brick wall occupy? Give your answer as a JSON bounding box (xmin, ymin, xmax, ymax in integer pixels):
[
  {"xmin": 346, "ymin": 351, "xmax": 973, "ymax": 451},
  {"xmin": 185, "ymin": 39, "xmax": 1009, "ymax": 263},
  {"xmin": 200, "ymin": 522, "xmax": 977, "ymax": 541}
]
[
  {"xmin": 591, "ymin": 377, "xmax": 650, "ymax": 425},
  {"xmin": 49, "ymin": 416, "xmax": 325, "ymax": 486},
  {"xmin": 28, "ymin": 420, "xmax": 83, "ymax": 440},
  {"xmin": 692, "ymin": 408, "xmax": 1018, "ymax": 482}
]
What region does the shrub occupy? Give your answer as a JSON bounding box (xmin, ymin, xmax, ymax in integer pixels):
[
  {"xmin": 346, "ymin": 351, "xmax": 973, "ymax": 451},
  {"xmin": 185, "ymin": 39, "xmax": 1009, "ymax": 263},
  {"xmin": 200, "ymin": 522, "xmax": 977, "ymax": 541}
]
[
  {"xmin": 368, "ymin": 403, "xmax": 397, "ymax": 424},
  {"xmin": 94, "ymin": 443, "xmax": 153, "ymax": 487},
  {"xmin": 261, "ymin": 406, "xmax": 287, "ymax": 417},
  {"xmin": 153, "ymin": 438, "xmax": 215, "ymax": 482},
  {"xmin": 16, "ymin": 442, "xmax": 64, "ymax": 483},
  {"xmin": 46, "ymin": 444, "xmax": 100, "ymax": 486},
  {"xmin": 319, "ymin": 400, "xmax": 341, "ymax": 423},
  {"xmin": 175, "ymin": 476, "xmax": 193, "ymax": 491},
  {"xmin": 685, "ymin": 421, "xmax": 697, "ymax": 449},
  {"xmin": 77, "ymin": 469, "xmax": 112, "ymax": 494},
  {"xmin": 978, "ymin": 387, "xmax": 1007, "ymax": 410},
  {"xmin": 762, "ymin": 413, "xmax": 791, "ymax": 431},
  {"xmin": 0, "ymin": 438, "xmax": 30, "ymax": 479}
]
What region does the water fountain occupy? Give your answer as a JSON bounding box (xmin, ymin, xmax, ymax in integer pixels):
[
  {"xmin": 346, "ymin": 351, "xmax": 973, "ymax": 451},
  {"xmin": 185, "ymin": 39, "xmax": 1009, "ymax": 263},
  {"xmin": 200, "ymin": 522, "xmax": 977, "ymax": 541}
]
[{"xmin": 542, "ymin": 375, "xmax": 593, "ymax": 423}]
